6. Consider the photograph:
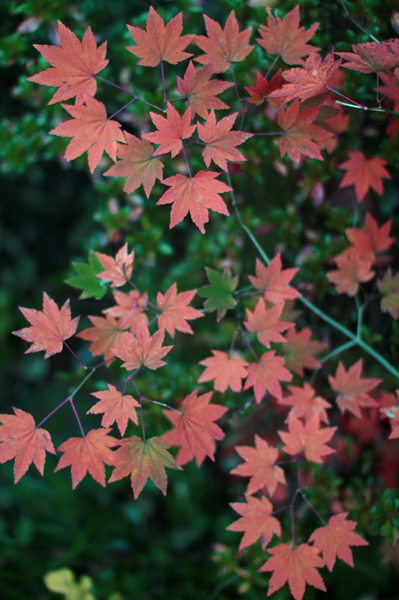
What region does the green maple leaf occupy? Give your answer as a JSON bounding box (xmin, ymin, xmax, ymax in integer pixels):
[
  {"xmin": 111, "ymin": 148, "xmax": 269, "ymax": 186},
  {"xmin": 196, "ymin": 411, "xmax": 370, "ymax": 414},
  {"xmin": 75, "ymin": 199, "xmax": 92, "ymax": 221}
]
[
  {"xmin": 65, "ymin": 250, "xmax": 108, "ymax": 299},
  {"xmin": 377, "ymin": 267, "xmax": 399, "ymax": 319},
  {"xmin": 198, "ymin": 266, "xmax": 238, "ymax": 321}
]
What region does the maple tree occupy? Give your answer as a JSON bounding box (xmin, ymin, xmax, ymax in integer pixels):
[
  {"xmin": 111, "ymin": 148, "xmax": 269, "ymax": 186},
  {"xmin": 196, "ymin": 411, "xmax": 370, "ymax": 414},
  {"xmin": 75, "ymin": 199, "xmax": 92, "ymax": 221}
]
[{"xmin": 6, "ymin": 3, "xmax": 399, "ymax": 598}]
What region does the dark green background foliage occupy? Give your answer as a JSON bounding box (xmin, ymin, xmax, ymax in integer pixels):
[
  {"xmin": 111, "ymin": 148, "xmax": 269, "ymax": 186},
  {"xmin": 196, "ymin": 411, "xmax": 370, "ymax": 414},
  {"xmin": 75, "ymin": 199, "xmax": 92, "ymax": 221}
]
[{"xmin": 1, "ymin": 0, "xmax": 398, "ymax": 598}]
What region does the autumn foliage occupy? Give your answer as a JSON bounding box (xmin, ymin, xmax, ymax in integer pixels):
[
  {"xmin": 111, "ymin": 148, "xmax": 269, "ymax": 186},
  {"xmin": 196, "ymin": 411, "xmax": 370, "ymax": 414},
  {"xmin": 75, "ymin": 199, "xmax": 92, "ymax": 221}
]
[{"xmin": 5, "ymin": 4, "xmax": 399, "ymax": 599}]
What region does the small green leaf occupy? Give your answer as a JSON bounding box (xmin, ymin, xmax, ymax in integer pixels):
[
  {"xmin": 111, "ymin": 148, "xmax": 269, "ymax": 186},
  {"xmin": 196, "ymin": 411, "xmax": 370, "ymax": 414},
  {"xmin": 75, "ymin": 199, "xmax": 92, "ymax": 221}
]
[
  {"xmin": 44, "ymin": 568, "xmax": 96, "ymax": 600},
  {"xmin": 198, "ymin": 266, "xmax": 238, "ymax": 321},
  {"xmin": 65, "ymin": 250, "xmax": 108, "ymax": 300}
]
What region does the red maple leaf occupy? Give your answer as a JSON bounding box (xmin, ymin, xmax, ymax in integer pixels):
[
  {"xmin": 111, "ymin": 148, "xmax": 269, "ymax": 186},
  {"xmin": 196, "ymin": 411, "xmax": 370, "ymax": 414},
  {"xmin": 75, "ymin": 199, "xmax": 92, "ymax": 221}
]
[
  {"xmin": 177, "ymin": 61, "xmax": 233, "ymax": 119},
  {"xmin": 279, "ymin": 413, "xmax": 336, "ymax": 463},
  {"xmin": 0, "ymin": 408, "xmax": 55, "ymax": 483},
  {"xmin": 309, "ymin": 512, "xmax": 369, "ymax": 572},
  {"xmin": 277, "ymin": 99, "xmax": 333, "ymax": 162},
  {"xmin": 112, "ymin": 321, "xmax": 173, "ymax": 371},
  {"xmin": 162, "ymin": 414, "xmax": 209, "ymax": 468},
  {"xmin": 328, "ymin": 359, "xmax": 381, "ymax": 417},
  {"xmin": 282, "ymin": 327, "xmax": 326, "ymax": 377},
  {"xmin": 280, "ymin": 383, "xmax": 332, "ymax": 424},
  {"xmin": 194, "ymin": 10, "xmax": 254, "ymax": 73},
  {"xmin": 244, "ymin": 299, "xmax": 294, "ymax": 348},
  {"xmin": 244, "ymin": 351, "xmax": 292, "ymax": 403},
  {"xmin": 103, "ymin": 289, "xmax": 148, "ymax": 334},
  {"xmin": 108, "ymin": 435, "xmax": 182, "ymax": 499},
  {"xmin": 227, "ymin": 495, "xmax": 281, "ymax": 550},
  {"xmin": 198, "ymin": 350, "xmax": 248, "ymax": 392},
  {"xmin": 13, "ymin": 292, "xmax": 79, "ymax": 359},
  {"xmin": 88, "ymin": 383, "xmax": 140, "ymax": 436},
  {"xmin": 54, "ymin": 428, "xmax": 119, "ymax": 489},
  {"xmin": 344, "ymin": 213, "xmax": 393, "ymax": 264},
  {"xmin": 157, "ymin": 283, "xmax": 203, "ymax": 337},
  {"xmin": 230, "ymin": 435, "xmax": 286, "ymax": 496},
  {"xmin": 142, "ymin": 103, "xmax": 196, "ymax": 158},
  {"xmin": 95, "ymin": 243, "xmax": 134, "ymax": 288},
  {"xmin": 157, "ymin": 170, "xmax": 231, "ymax": 234},
  {"xmin": 248, "ymin": 255, "xmax": 299, "ymax": 304},
  {"xmin": 245, "ymin": 70, "xmax": 284, "ymax": 106},
  {"xmin": 162, "ymin": 390, "xmax": 227, "ymax": 462},
  {"xmin": 28, "ymin": 20, "xmax": 108, "ymax": 105},
  {"xmin": 268, "ymin": 50, "xmax": 342, "ymax": 103},
  {"xmin": 77, "ymin": 313, "xmax": 123, "ymax": 364},
  {"xmin": 259, "ymin": 543, "xmax": 326, "ymax": 600},
  {"xmin": 257, "ymin": 5, "xmax": 319, "ymax": 65},
  {"xmin": 197, "ymin": 110, "xmax": 252, "ymax": 171},
  {"xmin": 327, "ymin": 253, "xmax": 375, "ymax": 296},
  {"xmin": 126, "ymin": 8, "xmax": 193, "ymax": 67},
  {"xmin": 50, "ymin": 94, "xmax": 125, "ymax": 173},
  {"xmin": 336, "ymin": 41, "xmax": 399, "ymax": 73},
  {"xmin": 103, "ymin": 133, "xmax": 164, "ymax": 198},
  {"xmin": 378, "ymin": 69, "xmax": 399, "ymax": 112},
  {"xmin": 338, "ymin": 151, "xmax": 391, "ymax": 203}
]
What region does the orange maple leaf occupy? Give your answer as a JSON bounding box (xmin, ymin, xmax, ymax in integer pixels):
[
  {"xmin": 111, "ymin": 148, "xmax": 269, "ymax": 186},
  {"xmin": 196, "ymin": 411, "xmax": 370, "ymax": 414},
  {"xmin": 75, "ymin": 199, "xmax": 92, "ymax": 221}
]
[
  {"xmin": 157, "ymin": 170, "xmax": 231, "ymax": 234},
  {"xmin": 28, "ymin": 20, "xmax": 108, "ymax": 105},
  {"xmin": 157, "ymin": 283, "xmax": 203, "ymax": 337},
  {"xmin": 328, "ymin": 359, "xmax": 381, "ymax": 417},
  {"xmin": 259, "ymin": 543, "xmax": 326, "ymax": 600},
  {"xmin": 177, "ymin": 61, "xmax": 233, "ymax": 119},
  {"xmin": 377, "ymin": 267, "xmax": 399, "ymax": 320},
  {"xmin": 50, "ymin": 95, "xmax": 125, "ymax": 173},
  {"xmin": 280, "ymin": 383, "xmax": 332, "ymax": 424},
  {"xmin": 227, "ymin": 495, "xmax": 281, "ymax": 550},
  {"xmin": 244, "ymin": 351, "xmax": 292, "ymax": 403},
  {"xmin": 54, "ymin": 428, "xmax": 119, "ymax": 489},
  {"xmin": 277, "ymin": 99, "xmax": 333, "ymax": 162},
  {"xmin": 257, "ymin": 5, "xmax": 319, "ymax": 66},
  {"xmin": 126, "ymin": 8, "xmax": 194, "ymax": 67},
  {"xmin": 197, "ymin": 110, "xmax": 253, "ymax": 171},
  {"xmin": 103, "ymin": 289, "xmax": 148, "ymax": 334},
  {"xmin": 338, "ymin": 151, "xmax": 391, "ymax": 203},
  {"xmin": 13, "ymin": 291, "xmax": 79, "ymax": 359},
  {"xmin": 162, "ymin": 390, "xmax": 228, "ymax": 462},
  {"xmin": 88, "ymin": 383, "xmax": 140, "ymax": 436},
  {"xmin": 103, "ymin": 133, "xmax": 164, "ymax": 198},
  {"xmin": 142, "ymin": 103, "xmax": 196, "ymax": 158},
  {"xmin": 248, "ymin": 255, "xmax": 299, "ymax": 305},
  {"xmin": 0, "ymin": 408, "xmax": 55, "ymax": 483},
  {"xmin": 109, "ymin": 435, "xmax": 182, "ymax": 499},
  {"xmin": 344, "ymin": 213, "xmax": 393, "ymax": 264},
  {"xmin": 337, "ymin": 41, "xmax": 399, "ymax": 73},
  {"xmin": 112, "ymin": 321, "xmax": 173, "ymax": 371},
  {"xmin": 282, "ymin": 326, "xmax": 326, "ymax": 376},
  {"xmin": 95, "ymin": 243, "xmax": 134, "ymax": 288},
  {"xmin": 268, "ymin": 50, "xmax": 342, "ymax": 103},
  {"xmin": 244, "ymin": 299, "xmax": 294, "ymax": 348},
  {"xmin": 194, "ymin": 10, "xmax": 254, "ymax": 73},
  {"xmin": 327, "ymin": 253, "xmax": 375, "ymax": 296},
  {"xmin": 198, "ymin": 350, "xmax": 248, "ymax": 392},
  {"xmin": 77, "ymin": 313, "xmax": 123, "ymax": 364},
  {"xmin": 230, "ymin": 435, "xmax": 286, "ymax": 496},
  {"xmin": 245, "ymin": 69, "xmax": 284, "ymax": 106},
  {"xmin": 279, "ymin": 413, "xmax": 336, "ymax": 463},
  {"xmin": 309, "ymin": 512, "xmax": 368, "ymax": 572}
]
